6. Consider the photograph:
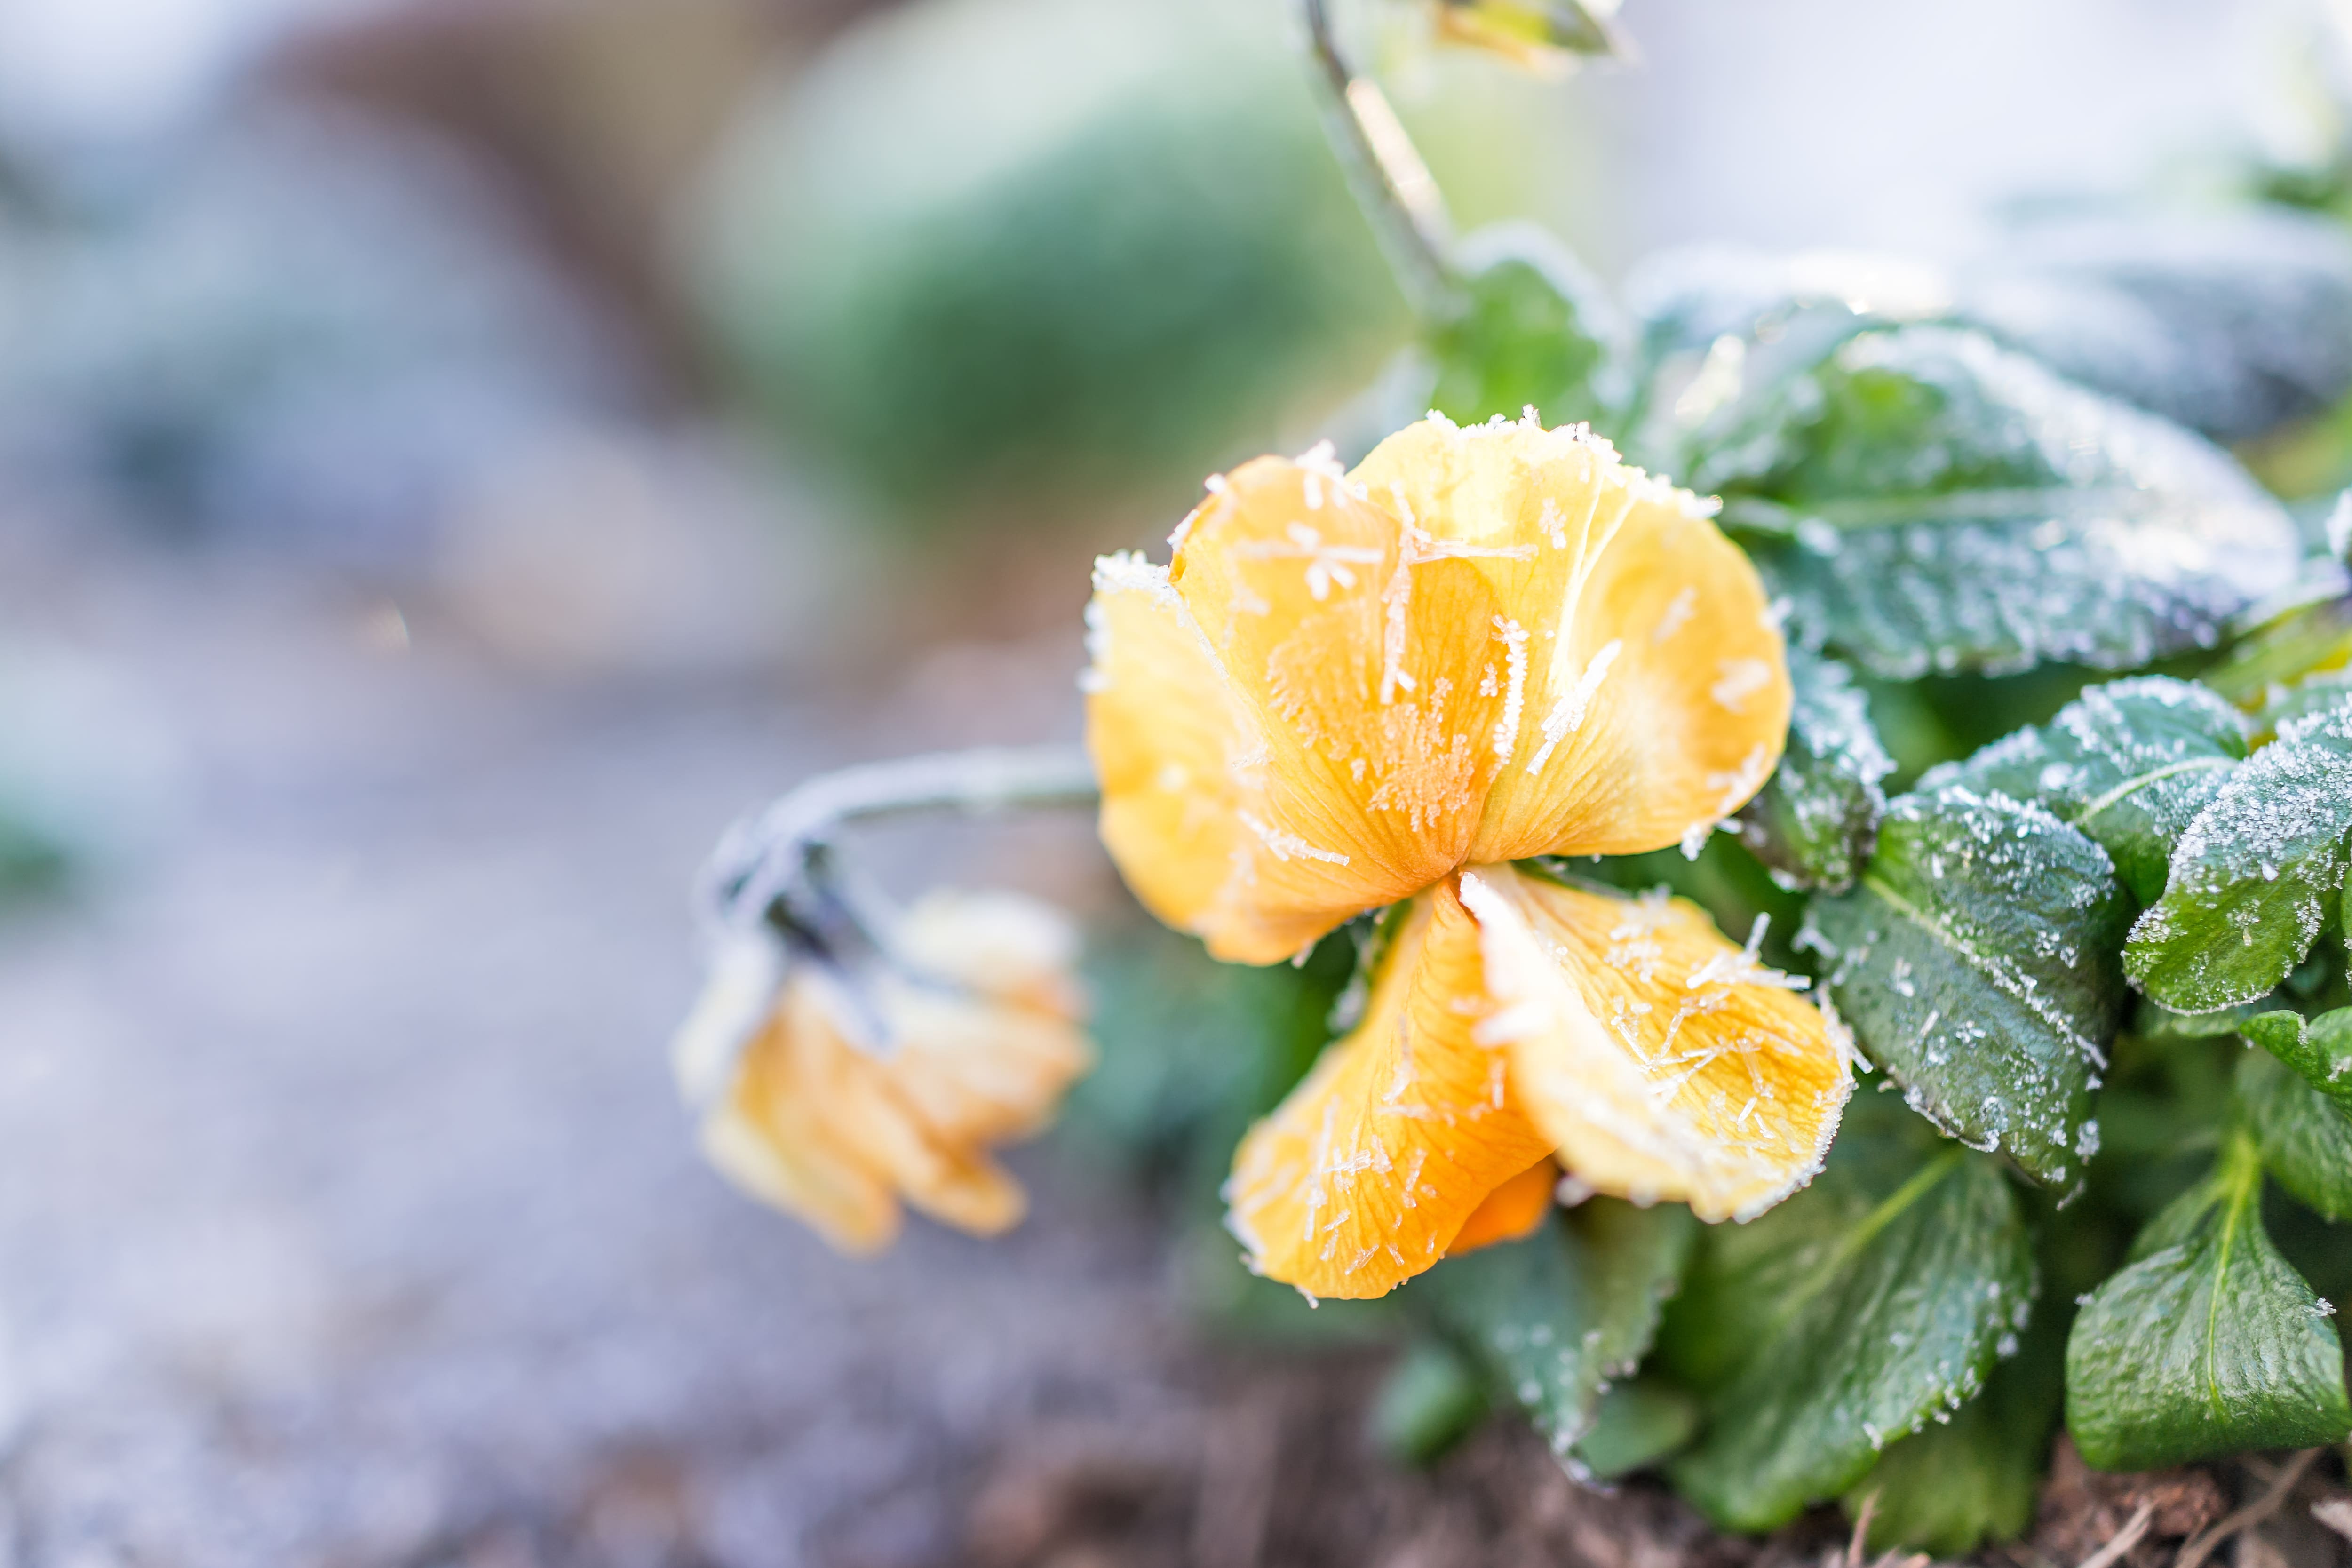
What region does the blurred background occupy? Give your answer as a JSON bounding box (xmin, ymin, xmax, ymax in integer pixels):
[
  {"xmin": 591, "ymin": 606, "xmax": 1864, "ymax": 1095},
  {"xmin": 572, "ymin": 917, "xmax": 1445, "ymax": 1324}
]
[{"xmin": 0, "ymin": 0, "xmax": 2344, "ymax": 1562}]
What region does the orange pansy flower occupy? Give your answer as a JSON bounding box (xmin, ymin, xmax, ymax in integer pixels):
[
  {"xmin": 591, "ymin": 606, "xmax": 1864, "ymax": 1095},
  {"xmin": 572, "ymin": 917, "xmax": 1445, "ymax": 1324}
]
[
  {"xmin": 1085, "ymin": 414, "xmax": 1790, "ymax": 966},
  {"xmin": 1083, "ymin": 414, "xmax": 1853, "ymax": 1297}
]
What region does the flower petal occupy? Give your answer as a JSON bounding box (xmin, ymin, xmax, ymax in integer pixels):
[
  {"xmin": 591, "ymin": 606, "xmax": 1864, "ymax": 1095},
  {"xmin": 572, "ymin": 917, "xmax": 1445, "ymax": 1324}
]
[
  {"xmin": 1089, "ymin": 453, "xmax": 1525, "ymax": 961},
  {"xmin": 697, "ymin": 891, "xmax": 1092, "ymax": 1251},
  {"xmin": 1457, "ymin": 864, "xmax": 1851, "ymax": 1223},
  {"xmin": 1350, "ymin": 416, "xmax": 1791, "ymax": 863},
  {"xmin": 1084, "ymin": 417, "xmax": 1788, "ymax": 962},
  {"xmin": 1225, "ymin": 886, "xmax": 1556, "ymax": 1299},
  {"xmin": 1445, "ymin": 1157, "xmax": 1558, "ymax": 1256}
]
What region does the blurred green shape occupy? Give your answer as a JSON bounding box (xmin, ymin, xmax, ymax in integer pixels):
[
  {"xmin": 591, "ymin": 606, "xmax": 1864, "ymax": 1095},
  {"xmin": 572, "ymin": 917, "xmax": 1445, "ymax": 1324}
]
[
  {"xmin": 685, "ymin": 0, "xmax": 1408, "ymax": 530},
  {"xmin": 1370, "ymin": 1337, "xmax": 1490, "ymax": 1466},
  {"xmin": 1575, "ymin": 1378, "xmax": 1700, "ymax": 1481},
  {"xmin": 1426, "ymin": 223, "xmax": 1628, "ymax": 430}
]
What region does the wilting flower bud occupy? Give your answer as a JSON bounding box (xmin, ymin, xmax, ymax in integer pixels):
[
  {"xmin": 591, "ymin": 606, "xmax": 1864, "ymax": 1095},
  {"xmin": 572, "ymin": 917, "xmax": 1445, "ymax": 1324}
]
[{"xmin": 675, "ymin": 890, "xmax": 1092, "ymax": 1253}]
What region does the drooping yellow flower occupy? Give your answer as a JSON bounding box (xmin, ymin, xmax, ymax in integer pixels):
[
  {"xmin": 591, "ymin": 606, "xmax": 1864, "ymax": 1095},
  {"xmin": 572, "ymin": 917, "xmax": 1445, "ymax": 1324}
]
[
  {"xmin": 1226, "ymin": 867, "xmax": 1852, "ymax": 1298},
  {"xmin": 1085, "ymin": 414, "xmax": 1791, "ymax": 966},
  {"xmin": 678, "ymin": 891, "xmax": 1092, "ymax": 1253},
  {"xmin": 1084, "ymin": 413, "xmax": 1851, "ymax": 1297}
]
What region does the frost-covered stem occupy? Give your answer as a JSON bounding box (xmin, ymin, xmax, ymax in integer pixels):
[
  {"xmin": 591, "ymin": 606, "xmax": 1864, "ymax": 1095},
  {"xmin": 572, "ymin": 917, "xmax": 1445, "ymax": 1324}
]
[
  {"xmin": 675, "ymin": 744, "xmax": 1099, "ymax": 1106},
  {"xmin": 1300, "ymin": 0, "xmax": 1464, "ymax": 323},
  {"xmin": 703, "ymin": 743, "xmax": 1099, "ymax": 933}
]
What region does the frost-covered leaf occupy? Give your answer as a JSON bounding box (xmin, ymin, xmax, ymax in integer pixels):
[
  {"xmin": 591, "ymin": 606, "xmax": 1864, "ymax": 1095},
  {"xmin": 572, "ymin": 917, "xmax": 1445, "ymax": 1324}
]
[
  {"xmin": 1661, "ymin": 1146, "xmax": 2034, "ymax": 1532},
  {"xmin": 1423, "ymin": 1199, "xmax": 1693, "ymax": 1468},
  {"xmin": 1621, "ymin": 245, "xmax": 1947, "ymax": 389},
  {"xmin": 1427, "ymin": 223, "xmax": 1628, "ymax": 430},
  {"xmin": 1804, "ymin": 786, "xmax": 2132, "ymax": 1184},
  {"xmin": 1924, "ymin": 677, "xmax": 2247, "ymax": 903},
  {"xmin": 1618, "ymin": 247, "xmax": 1947, "ymax": 475},
  {"xmin": 2241, "ymin": 1007, "xmax": 2352, "ymax": 1117},
  {"xmin": 2124, "ymin": 701, "xmax": 2352, "ymax": 1013},
  {"xmin": 1692, "ymin": 326, "xmax": 2302, "ymax": 679},
  {"xmin": 2064, "ymin": 1130, "xmax": 2351, "ymax": 1471},
  {"xmin": 1736, "ymin": 649, "xmax": 1892, "ymax": 892},
  {"xmin": 2257, "ymin": 667, "xmax": 2352, "ymax": 738},
  {"xmin": 1960, "ymin": 212, "xmax": 2352, "ymax": 444},
  {"xmin": 1841, "ymin": 1318, "xmax": 2061, "ymax": 1558},
  {"xmin": 2237, "ymin": 1045, "xmax": 2352, "ymax": 1221}
]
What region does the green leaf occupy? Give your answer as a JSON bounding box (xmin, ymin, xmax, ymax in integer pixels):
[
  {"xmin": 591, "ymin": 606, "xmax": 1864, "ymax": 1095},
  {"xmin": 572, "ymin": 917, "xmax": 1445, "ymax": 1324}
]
[
  {"xmin": 1840, "ymin": 1319, "xmax": 2061, "ymax": 1559},
  {"xmin": 1422, "ymin": 1199, "xmax": 1694, "ymax": 1469},
  {"xmin": 1427, "ymin": 224, "xmax": 1628, "ymax": 431},
  {"xmin": 2241, "ymin": 1008, "xmax": 2352, "ymax": 1115},
  {"xmin": 2064, "ymin": 1130, "xmax": 2351, "ymax": 1471},
  {"xmin": 1803, "ymin": 786, "xmax": 2132, "ymax": 1184},
  {"xmin": 1370, "ymin": 1337, "xmax": 1491, "ymax": 1466},
  {"xmin": 1662, "ymin": 1146, "xmax": 2034, "ymax": 1532},
  {"xmin": 2133, "ymin": 994, "xmax": 2278, "ymax": 1041},
  {"xmin": 1923, "ymin": 677, "xmax": 2247, "ymax": 903},
  {"xmin": 2124, "ymin": 701, "xmax": 2352, "ymax": 1012},
  {"xmin": 1621, "ymin": 245, "xmax": 1940, "ymax": 397},
  {"xmin": 1959, "ymin": 212, "xmax": 2352, "ymax": 445},
  {"xmin": 1693, "ymin": 326, "xmax": 2302, "ymax": 679},
  {"xmin": 1577, "ymin": 1380, "xmax": 1701, "ymax": 1481},
  {"xmin": 2259, "ymin": 668, "xmax": 2352, "ymax": 739},
  {"xmin": 2236, "ymin": 1045, "xmax": 2352, "ymax": 1221},
  {"xmin": 1736, "ymin": 649, "xmax": 1893, "ymax": 892}
]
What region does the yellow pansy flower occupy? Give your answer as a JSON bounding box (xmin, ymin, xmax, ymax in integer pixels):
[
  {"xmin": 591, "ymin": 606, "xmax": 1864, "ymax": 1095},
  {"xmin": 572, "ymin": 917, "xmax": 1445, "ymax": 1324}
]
[
  {"xmin": 1082, "ymin": 413, "xmax": 1854, "ymax": 1297},
  {"xmin": 677, "ymin": 890, "xmax": 1093, "ymax": 1253},
  {"xmin": 1086, "ymin": 414, "xmax": 1790, "ymax": 966}
]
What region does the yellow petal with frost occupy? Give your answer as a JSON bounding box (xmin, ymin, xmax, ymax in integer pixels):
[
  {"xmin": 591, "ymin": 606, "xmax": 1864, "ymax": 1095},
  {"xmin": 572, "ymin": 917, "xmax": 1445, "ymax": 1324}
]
[
  {"xmin": 1457, "ymin": 864, "xmax": 1851, "ymax": 1223},
  {"xmin": 696, "ymin": 891, "xmax": 1093, "ymax": 1252},
  {"xmin": 1083, "ymin": 415, "xmax": 1788, "ymax": 965},
  {"xmin": 1225, "ymin": 887, "xmax": 1557, "ymax": 1299},
  {"xmin": 1350, "ymin": 417, "xmax": 1790, "ymax": 867}
]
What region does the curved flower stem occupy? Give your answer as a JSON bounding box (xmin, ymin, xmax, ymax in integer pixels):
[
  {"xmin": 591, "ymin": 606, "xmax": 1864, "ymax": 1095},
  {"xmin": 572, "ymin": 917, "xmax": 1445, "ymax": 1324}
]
[
  {"xmin": 703, "ymin": 742, "xmax": 1100, "ymax": 935},
  {"xmin": 1300, "ymin": 0, "xmax": 1466, "ymax": 323},
  {"xmin": 676, "ymin": 743, "xmax": 1099, "ymax": 1106}
]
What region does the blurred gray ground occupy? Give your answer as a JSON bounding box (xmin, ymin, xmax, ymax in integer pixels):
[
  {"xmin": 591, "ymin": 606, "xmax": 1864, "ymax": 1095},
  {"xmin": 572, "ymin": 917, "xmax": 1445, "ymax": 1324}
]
[{"xmin": 0, "ymin": 546, "xmax": 1182, "ymax": 1568}]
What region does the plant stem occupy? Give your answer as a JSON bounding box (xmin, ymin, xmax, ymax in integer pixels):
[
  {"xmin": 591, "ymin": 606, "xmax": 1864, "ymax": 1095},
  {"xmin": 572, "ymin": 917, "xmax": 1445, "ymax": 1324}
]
[
  {"xmin": 704, "ymin": 742, "xmax": 1099, "ymax": 932},
  {"xmin": 1300, "ymin": 0, "xmax": 1465, "ymax": 322}
]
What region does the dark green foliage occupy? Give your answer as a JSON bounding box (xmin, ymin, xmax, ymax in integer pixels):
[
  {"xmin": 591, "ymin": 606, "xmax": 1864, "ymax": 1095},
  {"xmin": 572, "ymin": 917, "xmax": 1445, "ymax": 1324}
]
[
  {"xmin": 2236, "ymin": 1046, "xmax": 2352, "ymax": 1220},
  {"xmin": 1370, "ymin": 1337, "xmax": 1490, "ymax": 1466},
  {"xmin": 1922, "ymin": 676, "xmax": 2247, "ymax": 903},
  {"xmin": 2063, "ymin": 1130, "xmax": 2350, "ymax": 1471},
  {"xmin": 1576, "ymin": 1380, "xmax": 1701, "ymax": 1481},
  {"xmin": 1692, "ymin": 327, "xmax": 2302, "ymax": 679},
  {"xmin": 1661, "ymin": 1136, "xmax": 2034, "ymax": 1533},
  {"xmin": 1803, "ymin": 786, "xmax": 2131, "ymax": 1185},
  {"xmin": 1736, "ymin": 649, "xmax": 1892, "ymax": 893},
  {"xmin": 2241, "ymin": 1007, "xmax": 2352, "ymax": 1116},
  {"xmin": 1421, "ymin": 1201, "xmax": 1694, "ymax": 1469},
  {"xmin": 1840, "ymin": 1312, "xmax": 2063, "ymax": 1558}
]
